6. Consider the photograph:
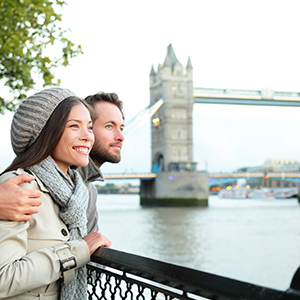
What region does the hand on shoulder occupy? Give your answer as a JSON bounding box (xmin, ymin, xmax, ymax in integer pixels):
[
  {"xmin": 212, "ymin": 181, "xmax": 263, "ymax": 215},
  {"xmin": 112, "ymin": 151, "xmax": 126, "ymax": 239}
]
[{"xmin": 0, "ymin": 174, "xmax": 42, "ymax": 221}]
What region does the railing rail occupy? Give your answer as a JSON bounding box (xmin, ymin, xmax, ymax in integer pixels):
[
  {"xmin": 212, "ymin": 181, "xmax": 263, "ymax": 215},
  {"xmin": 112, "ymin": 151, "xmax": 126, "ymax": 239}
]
[{"xmin": 87, "ymin": 247, "xmax": 300, "ymax": 300}]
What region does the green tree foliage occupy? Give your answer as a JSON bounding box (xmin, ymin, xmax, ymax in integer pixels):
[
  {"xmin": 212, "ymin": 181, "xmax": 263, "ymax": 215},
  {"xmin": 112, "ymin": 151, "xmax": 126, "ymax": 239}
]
[{"xmin": 0, "ymin": 0, "xmax": 82, "ymax": 114}]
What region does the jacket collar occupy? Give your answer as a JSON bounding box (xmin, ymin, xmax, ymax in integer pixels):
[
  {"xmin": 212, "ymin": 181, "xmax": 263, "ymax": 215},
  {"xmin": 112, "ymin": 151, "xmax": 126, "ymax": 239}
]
[
  {"xmin": 77, "ymin": 157, "xmax": 104, "ymax": 185},
  {"xmin": 16, "ymin": 168, "xmax": 49, "ymax": 193}
]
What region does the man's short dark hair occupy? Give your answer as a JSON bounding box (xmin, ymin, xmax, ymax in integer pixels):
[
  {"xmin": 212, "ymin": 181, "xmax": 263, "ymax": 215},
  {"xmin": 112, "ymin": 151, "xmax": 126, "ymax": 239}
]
[{"xmin": 85, "ymin": 92, "xmax": 124, "ymax": 120}]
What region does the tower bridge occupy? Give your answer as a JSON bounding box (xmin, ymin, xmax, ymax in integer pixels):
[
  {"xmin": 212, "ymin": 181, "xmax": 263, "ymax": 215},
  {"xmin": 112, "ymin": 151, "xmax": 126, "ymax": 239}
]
[{"xmin": 119, "ymin": 44, "xmax": 300, "ymax": 206}]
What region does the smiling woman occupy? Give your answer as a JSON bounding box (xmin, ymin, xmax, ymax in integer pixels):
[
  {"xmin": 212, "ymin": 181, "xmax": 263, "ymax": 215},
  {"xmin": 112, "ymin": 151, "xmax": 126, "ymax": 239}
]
[
  {"xmin": 0, "ymin": 87, "xmax": 110, "ymax": 300},
  {"xmin": 6, "ymin": 95, "xmax": 94, "ymax": 174},
  {"xmin": 51, "ymin": 102, "xmax": 94, "ymax": 174}
]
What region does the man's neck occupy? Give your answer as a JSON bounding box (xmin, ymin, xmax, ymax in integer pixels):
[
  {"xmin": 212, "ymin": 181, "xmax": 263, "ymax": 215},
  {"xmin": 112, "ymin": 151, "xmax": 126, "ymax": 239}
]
[
  {"xmin": 89, "ymin": 153, "xmax": 104, "ymax": 169},
  {"xmin": 92, "ymin": 159, "xmax": 103, "ymax": 169}
]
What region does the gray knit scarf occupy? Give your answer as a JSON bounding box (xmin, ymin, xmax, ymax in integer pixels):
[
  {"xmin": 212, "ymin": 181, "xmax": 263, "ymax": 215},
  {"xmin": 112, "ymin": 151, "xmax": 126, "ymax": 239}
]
[{"xmin": 29, "ymin": 155, "xmax": 88, "ymax": 300}]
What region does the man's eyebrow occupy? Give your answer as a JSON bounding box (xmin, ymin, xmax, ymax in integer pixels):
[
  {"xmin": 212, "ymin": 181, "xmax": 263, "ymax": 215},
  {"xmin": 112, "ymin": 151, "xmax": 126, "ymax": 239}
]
[{"xmin": 106, "ymin": 120, "xmax": 125, "ymax": 127}]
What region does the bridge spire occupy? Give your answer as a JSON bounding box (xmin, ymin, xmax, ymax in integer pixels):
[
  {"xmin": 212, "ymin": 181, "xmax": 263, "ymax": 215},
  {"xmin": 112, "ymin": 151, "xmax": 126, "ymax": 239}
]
[
  {"xmin": 149, "ymin": 64, "xmax": 156, "ymax": 75},
  {"xmin": 163, "ymin": 51, "xmax": 172, "ymax": 67},
  {"xmin": 186, "ymin": 56, "xmax": 193, "ymax": 69},
  {"xmin": 166, "ymin": 43, "xmax": 179, "ymax": 68},
  {"xmin": 186, "ymin": 56, "xmax": 193, "ymax": 80},
  {"xmin": 149, "ymin": 65, "xmax": 156, "ymax": 85}
]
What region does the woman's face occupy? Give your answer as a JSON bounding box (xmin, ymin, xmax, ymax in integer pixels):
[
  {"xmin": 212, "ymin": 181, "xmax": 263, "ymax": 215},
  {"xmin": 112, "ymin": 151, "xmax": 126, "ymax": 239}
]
[{"xmin": 51, "ymin": 103, "xmax": 94, "ymax": 174}]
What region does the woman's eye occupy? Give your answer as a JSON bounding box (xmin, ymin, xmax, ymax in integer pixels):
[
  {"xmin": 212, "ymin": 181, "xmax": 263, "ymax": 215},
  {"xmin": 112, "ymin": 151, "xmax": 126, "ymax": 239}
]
[
  {"xmin": 70, "ymin": 124, "xmax": 79, "ymax": 128},
  {"xmin": 106, "ymin": 125, "xmax": 112, "ymax": 129}
]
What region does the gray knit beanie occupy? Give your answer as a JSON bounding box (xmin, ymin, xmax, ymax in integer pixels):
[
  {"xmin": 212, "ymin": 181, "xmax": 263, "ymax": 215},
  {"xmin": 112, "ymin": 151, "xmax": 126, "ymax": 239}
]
[{"xmin": 11, "ymin": 87, "xmax": 77, "ymax": 156}]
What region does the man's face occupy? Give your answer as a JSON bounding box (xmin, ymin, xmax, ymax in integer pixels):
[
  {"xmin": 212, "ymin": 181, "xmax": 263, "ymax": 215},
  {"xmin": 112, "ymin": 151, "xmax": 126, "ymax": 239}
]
[{"xmin": 90, "ymin": 101, "xmax": 125, "ymax": 167}]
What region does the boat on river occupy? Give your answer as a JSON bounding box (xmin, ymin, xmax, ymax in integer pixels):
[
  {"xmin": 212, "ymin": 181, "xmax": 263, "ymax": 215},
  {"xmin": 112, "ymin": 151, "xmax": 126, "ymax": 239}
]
[
  {"xmin": 219, "ymin": 187, "xmax": 274, "ymax": 198},
  {"xmin": 218, "ymin": 187, "xmax": 250, "ymax": 198},
  {"xmin": 273, "ymin": 187, "xmax": 298, "ymax": 199},
  {"xmin": 219, "ymin": 186, "xmax": 298, "ymax": 199},
  {"xmin": 247, "ymin": 188, "xmax": 274, "ymax": 198}
]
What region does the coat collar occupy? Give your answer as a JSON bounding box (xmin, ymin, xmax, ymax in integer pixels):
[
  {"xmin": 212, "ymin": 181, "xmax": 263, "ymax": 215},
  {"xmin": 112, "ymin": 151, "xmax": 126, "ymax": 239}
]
[
  {"xmin": 77, "ymin": 157, "xmax": 104, "ymax": 185},
  {"xmin": 16, "ymin": 168, "xmax": 49, "ymax": 193}
]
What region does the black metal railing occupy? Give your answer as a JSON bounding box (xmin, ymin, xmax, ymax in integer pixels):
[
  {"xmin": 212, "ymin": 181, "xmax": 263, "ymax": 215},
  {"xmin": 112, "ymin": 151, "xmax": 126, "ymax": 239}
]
[{"xmin": 87, "ymin": 247, "xmax": 300, "ymax": 300}]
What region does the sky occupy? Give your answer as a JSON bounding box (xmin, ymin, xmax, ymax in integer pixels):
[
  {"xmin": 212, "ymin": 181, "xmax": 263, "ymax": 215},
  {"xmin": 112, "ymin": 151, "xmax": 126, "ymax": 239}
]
[{"xmin": 1, "ymin": 0, "xmax": 300, "ymax": 174}]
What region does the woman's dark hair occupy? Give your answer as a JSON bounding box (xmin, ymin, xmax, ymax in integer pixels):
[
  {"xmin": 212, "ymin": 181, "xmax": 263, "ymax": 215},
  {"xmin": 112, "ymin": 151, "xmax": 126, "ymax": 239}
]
[{"xmin": 4, "ymin": 97, "xmax": 92, "ymax": 174}]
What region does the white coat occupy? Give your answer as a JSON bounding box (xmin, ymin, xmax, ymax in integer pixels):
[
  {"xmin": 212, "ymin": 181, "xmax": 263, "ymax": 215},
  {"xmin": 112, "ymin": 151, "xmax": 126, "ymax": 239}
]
[{"xmin": 0, "ymin": 169, "xmax": 90, "ymax": 300}]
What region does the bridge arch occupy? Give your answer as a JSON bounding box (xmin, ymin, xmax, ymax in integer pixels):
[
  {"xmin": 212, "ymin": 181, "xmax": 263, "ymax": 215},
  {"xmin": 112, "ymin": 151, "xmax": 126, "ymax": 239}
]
[{"xmin": 152, "ymin": 153, "xmax": 165, "ymax": 173}]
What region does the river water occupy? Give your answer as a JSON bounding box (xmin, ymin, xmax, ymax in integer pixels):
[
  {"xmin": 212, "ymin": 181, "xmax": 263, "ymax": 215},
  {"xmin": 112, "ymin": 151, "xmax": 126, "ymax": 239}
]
[{"xmin": 96, "ymin": 194, "xmax": 300, "ymax": 291}]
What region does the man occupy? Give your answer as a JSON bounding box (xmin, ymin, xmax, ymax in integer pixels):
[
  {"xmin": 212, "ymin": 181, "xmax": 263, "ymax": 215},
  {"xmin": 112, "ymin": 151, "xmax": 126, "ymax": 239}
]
[
  {"xmin": 0, "ymin": 92, "xmax": 125, "ymax": 230},
  {"xmin": 78, "ymin": 92, "xmax": 124, "ymax": 232}
]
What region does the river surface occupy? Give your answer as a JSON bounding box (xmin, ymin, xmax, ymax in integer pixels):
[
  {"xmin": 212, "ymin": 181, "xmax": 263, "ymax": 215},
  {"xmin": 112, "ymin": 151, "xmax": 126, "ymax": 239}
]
[{"xmin": 96, "ymin": 194, "xmax": 300, "ymax": 291}]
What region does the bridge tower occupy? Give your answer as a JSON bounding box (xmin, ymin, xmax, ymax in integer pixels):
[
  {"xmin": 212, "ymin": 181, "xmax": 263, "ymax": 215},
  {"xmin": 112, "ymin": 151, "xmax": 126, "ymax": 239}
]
[
  {"xmin": 140, "ymin": 44, "xmax": 209, "ymax": 206},
  {"xmin": 150, "ymin": 43, "xmax": 194, "ymax": 172}
]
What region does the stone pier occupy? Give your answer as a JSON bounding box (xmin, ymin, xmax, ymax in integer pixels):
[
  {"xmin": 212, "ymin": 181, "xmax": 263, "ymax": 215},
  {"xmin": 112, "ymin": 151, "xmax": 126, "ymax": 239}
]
[{"xmin": 140, "ymin": 171, "xmax": 208, "ymax": 206}]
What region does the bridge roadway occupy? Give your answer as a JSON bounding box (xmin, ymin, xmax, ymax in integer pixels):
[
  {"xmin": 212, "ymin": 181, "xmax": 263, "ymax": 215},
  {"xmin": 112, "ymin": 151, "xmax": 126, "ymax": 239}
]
[
  {"xmin": 104, "ymin": 172, "xmax": 300, "ymax": 180},
  {"xmin": 208, "ymin": 172, "xmax": 300, "ymax": 186},
  {"xmin": 104, "ymin": 173, "xmax": 157, "ymax": 180},
  {"xmin": 193, "ymin": 87, "xmax": 300, "ymax": 106}
]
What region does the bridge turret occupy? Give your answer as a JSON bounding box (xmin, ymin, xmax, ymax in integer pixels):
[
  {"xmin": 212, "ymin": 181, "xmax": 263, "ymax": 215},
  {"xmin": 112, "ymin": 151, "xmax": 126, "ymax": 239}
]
[
  {"xmin": 186, "ymin": 56, "xmax": 193, "ymax": 81},
  {"xmin": 149, "ymin": 65, "xmax": 156, "ymax": 86},
  {"xmin": 162, "ymin": 51, "xmax": 172, "ymax": 78},
  {"xmin": 150, "ymin": 44, "xmax": 195, "ymax": 172}
]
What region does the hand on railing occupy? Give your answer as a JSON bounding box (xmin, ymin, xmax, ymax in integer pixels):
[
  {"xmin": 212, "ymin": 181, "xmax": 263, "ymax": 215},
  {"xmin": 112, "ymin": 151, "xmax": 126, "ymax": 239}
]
[{"xmin": 83, "ymin": 231, "xmax": 111, "ymax": 255}]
